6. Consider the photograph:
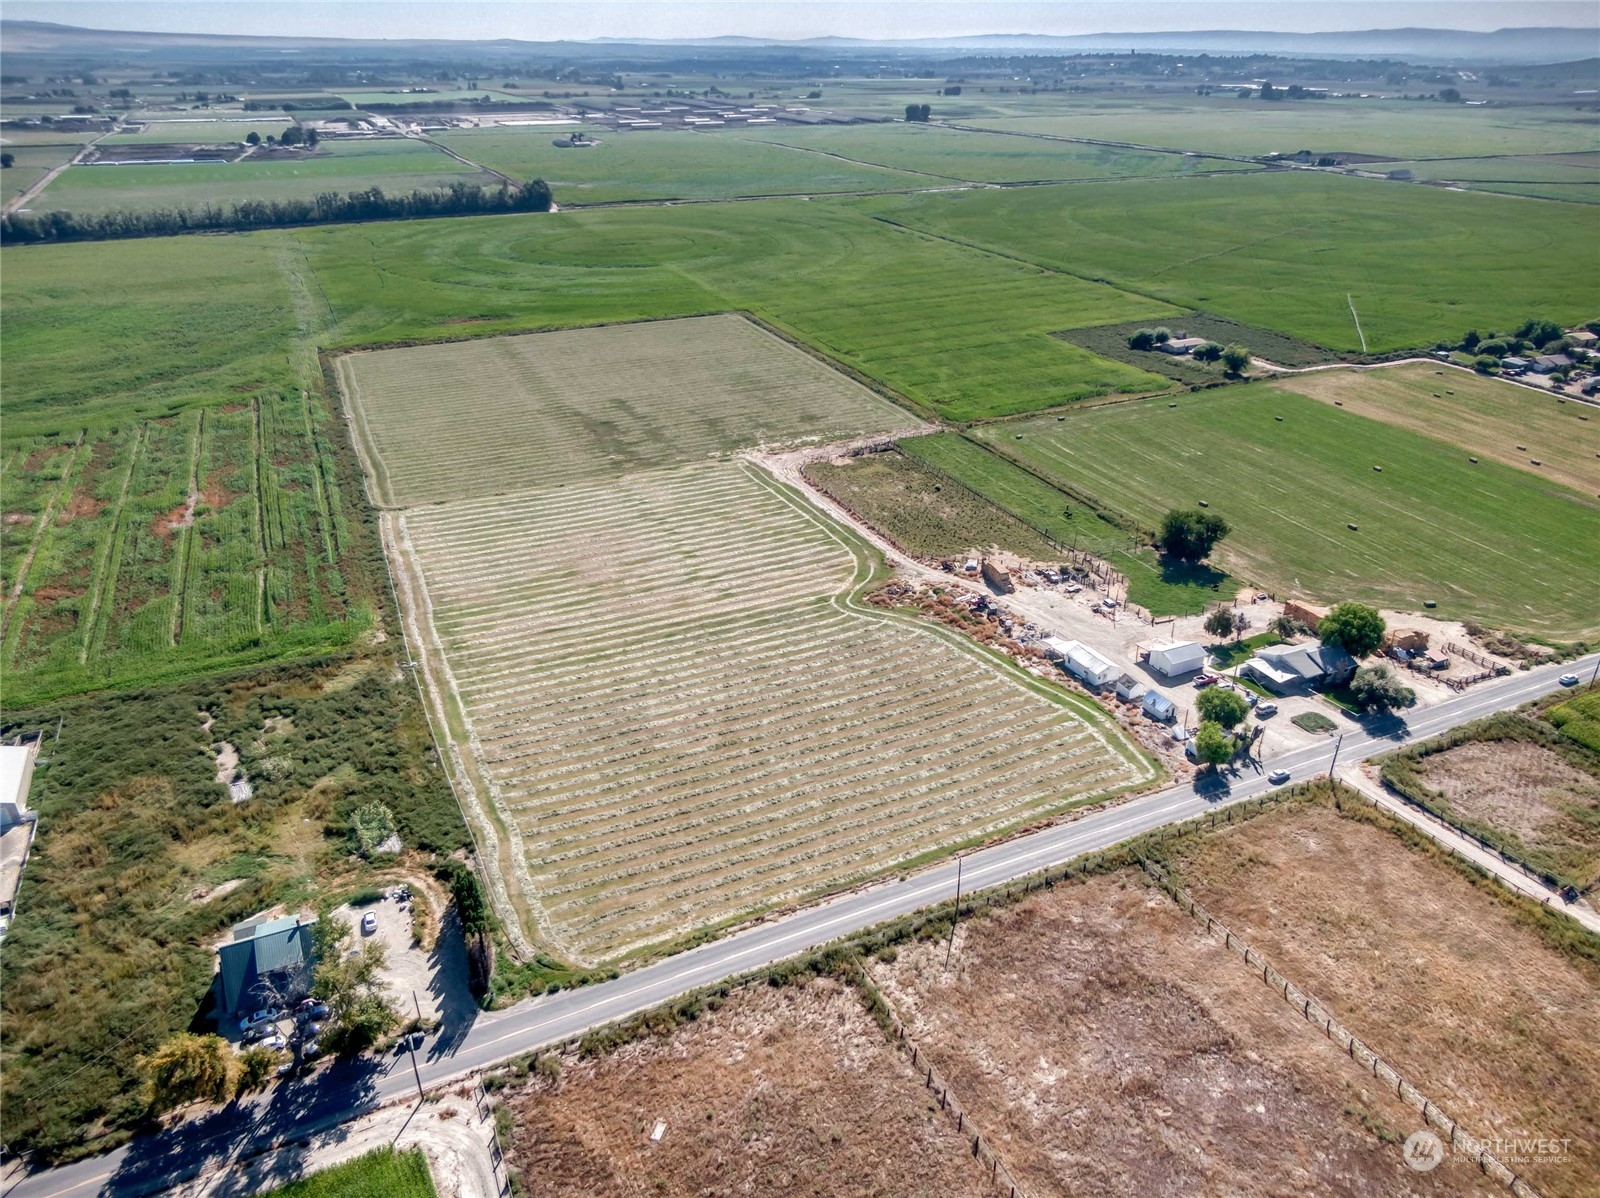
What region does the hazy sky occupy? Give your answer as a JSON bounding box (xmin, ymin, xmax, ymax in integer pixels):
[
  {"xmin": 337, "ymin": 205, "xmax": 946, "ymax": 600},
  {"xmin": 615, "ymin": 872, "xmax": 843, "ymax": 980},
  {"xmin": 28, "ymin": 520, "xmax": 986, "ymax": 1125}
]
[{"xmin": 5, "ymin": 0, "xmax": 1593, "ymax": 41}]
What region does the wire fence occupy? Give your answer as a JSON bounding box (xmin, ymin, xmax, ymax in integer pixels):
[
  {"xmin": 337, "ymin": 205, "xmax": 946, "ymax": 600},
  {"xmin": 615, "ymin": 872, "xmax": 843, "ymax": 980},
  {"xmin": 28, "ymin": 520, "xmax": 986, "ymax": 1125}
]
[{"xmin": 1138, "ymin": 857, "xmax": 1544, "ymax": 1198}]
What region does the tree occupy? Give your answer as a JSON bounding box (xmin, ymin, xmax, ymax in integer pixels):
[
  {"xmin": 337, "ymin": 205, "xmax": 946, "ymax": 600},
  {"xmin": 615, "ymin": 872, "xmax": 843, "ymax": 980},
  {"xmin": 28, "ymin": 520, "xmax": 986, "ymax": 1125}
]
[
  {"xmin": 1158, "ymin": 508, "xmax": 1230, "ymax": 562},
  {"xmin": 279, "ymin": 124, "xmax": 304, "ymax": 146},
  {"xmin": 1193, "ymin": 721, "xmax": 1234, "ymax": 770},
  {"xmin": 1439, "ymin": 87, "xmax": 1462, "ymax": 103},
  {"xmin": 245, "ymin": 131, "xmax": 260, "ymax": 146},
  {"xmin": 352, "ymin": 801, "xmax": 397, "ymax": 856},
  {"xmin": 1127, "ymin": 328, "xmax": 1156, "ymax": 351},
  {"xmin": 311, "ymin": 908, "xmax": 398, "ymax": 1053},
  {"xmin": 1259, "ymin": 82, "xmax": 1278, "ymax": 100},
  {"xmin": 1318, "ymin": 602, "xmax": 1386, "ymax": 657},
  {"xmin": 1459, "ymin": 328, "xmax": 1480, "ymax": 352},
  {"xmin": 139, "ymin": 1033, "xmax": 234, "ymax": 1113},
  {"xmin": 305, "ymin": 126, "xmax": 319, "ymax": 146},
  {"xmin": 1151, "ymin": 326, "xmax": 1172, "ymax": 344},
  {"xmin": 1203, "ymin": 608, "xmax": 1238, "ymax": 640},
  {"xmin": 1196, "ymin": 686, "xmax": 1249, "ymax": 730},
  {"xmin": 1348, "ymin": 664, "xmax": 1417, "ymax": 713},
  {"xmin": 0, "ymin": 152, "xmax": 13, "ymax": 169},
  {"xmin": 904, "ymin": 103, "xmax": 931, "ymax": 122},
  {"xmin": 1221, "ymin": 344, "xmax": 1251, "ymax": 375},
  {"xmin": 1192, "ymin": 341, "xmax": 1223, "ymax": 362},
  {"xmin": 1516, "ymin": 318, "xmax": 1563, "ymax": 348},
  {"xmin": 1473, "ymin": 355, "xmax": 1500, "ymax": 374}
]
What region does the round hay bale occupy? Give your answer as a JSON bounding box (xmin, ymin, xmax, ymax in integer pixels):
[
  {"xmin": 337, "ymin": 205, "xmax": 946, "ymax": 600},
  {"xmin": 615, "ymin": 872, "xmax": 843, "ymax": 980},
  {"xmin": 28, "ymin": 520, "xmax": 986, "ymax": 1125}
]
[
  {"xmin": 1275, "ymin": 415, "xmax": 1284, "ymax": 421},
  {"xmin": 1197, "ymin": 500, "xmax": 1209, "ymax": 507},
  {"xmin": 1169, "ymin": 402, "xmax": 1178, "ymax": 408}
]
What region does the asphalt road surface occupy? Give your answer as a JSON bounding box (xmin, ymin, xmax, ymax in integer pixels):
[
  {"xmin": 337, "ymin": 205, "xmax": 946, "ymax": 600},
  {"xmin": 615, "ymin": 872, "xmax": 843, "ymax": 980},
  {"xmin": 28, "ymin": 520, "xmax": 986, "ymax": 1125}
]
[{"xmin": 9, "ymin": 655, "xmax": 1595, "ymax": 1198}]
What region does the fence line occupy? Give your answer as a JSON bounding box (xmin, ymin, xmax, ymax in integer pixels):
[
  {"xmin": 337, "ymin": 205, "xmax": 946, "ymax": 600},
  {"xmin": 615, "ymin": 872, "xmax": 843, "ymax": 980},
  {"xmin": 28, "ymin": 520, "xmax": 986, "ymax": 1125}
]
[
  {"xmin": 1136, "ymin": 858, "xmax": 1543, "ymax": 1198},
  {"xmin": 852, "ymin": 959, "xmax": 1032, "ymax": 1198}
]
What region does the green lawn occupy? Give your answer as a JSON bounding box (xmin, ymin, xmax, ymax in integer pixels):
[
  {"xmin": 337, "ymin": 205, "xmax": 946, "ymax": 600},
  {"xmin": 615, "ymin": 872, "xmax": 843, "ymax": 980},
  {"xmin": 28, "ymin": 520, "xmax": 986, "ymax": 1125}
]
[
  {"xmin": 258, "ymin": 1148, "xmax": 438, "ymax": 1198},
  {"xmin": 102, "ymin": 117, "xmax": 291, "ymax": 144},
  {"xmin": 971, "ymin": 386, "xmax": 1600, "ymax": 637},
  {"xmin": 434, "ymin": 125, "xmax": 930, "ymax": 200},
  {"xmin": 33, "ymin": 140, "xmax": 497, "ymax": 214},
  {"xmin": 730, "ymin": 122, "xmax": 1262, "ymax": 183},
  {"xmin": 874, "ymin": 172, "xmax": 1600, "ymax": 352},
  {"xmin": 970, "ymin": 98, "xmax": 1600, "ymax": 159}
]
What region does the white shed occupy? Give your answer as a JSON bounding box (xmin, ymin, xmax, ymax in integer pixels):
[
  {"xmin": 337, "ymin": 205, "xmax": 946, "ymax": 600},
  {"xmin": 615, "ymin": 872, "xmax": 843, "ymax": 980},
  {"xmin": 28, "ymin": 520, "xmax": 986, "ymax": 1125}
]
[
  {"xmin": 1148, "ymin": 641, "xmax": 1208, "ymax": 679},
  {"xmin": 1056, "ymin": 640, "xmax": 1119, "ymax": 688}
]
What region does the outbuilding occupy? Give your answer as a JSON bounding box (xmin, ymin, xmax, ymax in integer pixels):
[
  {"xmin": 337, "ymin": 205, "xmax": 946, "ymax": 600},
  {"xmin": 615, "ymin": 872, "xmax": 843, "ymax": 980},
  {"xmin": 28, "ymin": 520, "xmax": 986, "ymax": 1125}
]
[
  {"xmin": 1141, "ymin": 691, "xmax": 1178, "ymax": 722},
  {"xmin": 1114, "ymin": 674, "xmax": 1146, "ymax": 702},
  {"xmin": 1147, "ymin": 640, "xmax": 1208, "ymax": 679},
  {"xmin": 216, "ymin": 914, "xmax": 317, "ymax": 1016},
  {"xmin": 1054, "ymin": 639, "xmax": 1119, "ymax": 688},
  {"xmin": 1157, "ymin": 337, "xmax": 1208, "ymax": 356}
]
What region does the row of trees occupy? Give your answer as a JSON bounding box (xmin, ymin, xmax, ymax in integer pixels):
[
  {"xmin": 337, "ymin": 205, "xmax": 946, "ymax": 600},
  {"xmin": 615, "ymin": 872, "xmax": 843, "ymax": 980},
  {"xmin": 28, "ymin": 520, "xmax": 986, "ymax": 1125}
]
[
  {"xmin": 0, "ymin": 179, "xmax": 554, "ymax": 245},
  {"xmin": 245, "ymin": 125, "xmax": 318, "ymax": 147}
]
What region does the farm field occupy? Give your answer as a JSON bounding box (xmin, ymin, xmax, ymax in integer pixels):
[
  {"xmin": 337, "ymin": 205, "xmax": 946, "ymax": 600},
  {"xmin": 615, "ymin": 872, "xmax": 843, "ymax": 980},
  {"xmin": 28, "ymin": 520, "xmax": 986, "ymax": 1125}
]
[
  {"xmin": 433, "ymin": 126, "xmax": 930, "ymax": 202},
  {"xmin": 1379, "ymin": 714, "xmax": 1600, "ymax": 894},
  {"xmin": 875, "ymin": 171, "xmax": 1600, "ymax": 352},
  {"xmin": 1549, "ymin": 686, "xmax": 1600, "ymax": 756},
  {"xmin": 258, "ymin": 1147, "xmax": 438, "ymax": 1198},
  {"xmin": 303, "ymin": 200, "xmax": 1176, "ymax": 420},
  {"xmin": 1361, "ymin": 152, "xmax": 1600, "ymax": 202},
  {"xmin": 1, "ymin": 389, "xmax": 368, "ymax": 705},
  {"xmin": 33, "ymin": 140, "xmax": 499, "ymax": 214},
  {"xmin": 1173, "ymin": 797, "xmax": 1600, "ymax": 1198},
  {"xmin": 871, "ymin": 868, "xmax": 1496, "ymax": 1196},
  {"xmin": 504, "ymin": 977, "xmax": 992, "ymax": 1197},
  {"xmin": 729, "ymin": 121, "xmax": 1263, "ymax": 183},
  {"xmin": 0, "ymin": 142, "xmax": 78, "ymax": 204},
  {"xmin": 1274, "ymin": 362, "xmax": 1600, "ymax": 497},
  {"xmin": 968, "ymin": 99, "xmax": 1600, "ymax": 159},
  {"xmin": 971, "ymin": 387, "xmax": 1600, "ymax": 637},
  {"xmin": 102, "ymin": 117, "xmax": 292, "ymax": 144},
  {"xmin": 353, "ymin": 320, "xmax": 1153, "ymax": 958},
  {"xmin": 803, "ymin": 450, "xmax": 1060, "ymax": 560},
  {"xmin": 338, "ymin": 314, "xmax": 917, "ymax": 507}
]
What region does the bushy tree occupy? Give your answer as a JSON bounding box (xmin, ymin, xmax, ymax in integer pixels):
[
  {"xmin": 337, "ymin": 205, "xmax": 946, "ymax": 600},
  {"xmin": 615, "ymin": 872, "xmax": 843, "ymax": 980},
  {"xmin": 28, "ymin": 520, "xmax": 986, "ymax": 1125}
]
[
  {"xmin": 1348, "ymin": 664, "xmax": 1417, "ymax": 713},
  {"xmin": 904, "ymin": 103, "xmax": 931, "ymax": 121},
  {"xmin": 245, "ymin": 131, "xmax": 260, "ymax": 146},
  {"xmin": 139, "ymin": 1034, "xmax": 234, "ymax": 1113},
  {"xmin": 1158, "ymin": 509, "xmax": 1230, "ymax": 562},
  {"xmin": 1318, "ymin": 602, "xmax": 1386, "ymax": 657},
  {"xmin": 1473, "ymin": 355, "xmax": 1500, "ymax": 374},
  {"xmin": 1192, "ymin": 341, "xmax": 1223, "ymax": 362},
  {"xmin": 1439, "ymin": 87, "xmax": 1462, "ymax": 103},
  {"xmin": 352, "ymin": 801, "xmax": 397, "ymax": 856},
  {"xmin": 1203, "ymin": 608, "xmax": 1236, "ymax": 640},
  {"xmin": 1459, "ymin": 328, "xmax": 1480, "ymax": 351},
  {"xmin": 1516, "ymin": 318, "xmax": 1563, "ymax": 348},
  {"xmin": 1196, "ymin": 686, "xmax": 1249, "ymax": 729},
  {"xmin": 1152, "ymin": 326, "xmax": 1172, "ymax": 344},
  {"xmin": 311, "ymin": 908, "xmax": 398, "ymax": 1053},
  {"xmin": 1128, "ymin": 328, "xmax": 1156, "ymax": 351},
  {"xmin": 1193, "ymin": 721, "xmax": 1233, "ymax": 769},
  {"xmin": 1221, "ymin": 344, "xmax": 1251, "ymax": 375},
  {"xmin": 0, "ymin": 152, "xmax": 13, "ymax": 169},
  {"xmin": 1476, "ymin": 338, "xmax": 1511, "ymax": 357}
]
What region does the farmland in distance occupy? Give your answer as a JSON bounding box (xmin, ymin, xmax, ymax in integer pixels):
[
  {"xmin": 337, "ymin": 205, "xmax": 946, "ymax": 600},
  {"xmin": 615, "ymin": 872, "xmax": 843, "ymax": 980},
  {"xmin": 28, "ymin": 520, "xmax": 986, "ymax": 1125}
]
[{"xmin": 350, "ymin": 318, "xmax": 1153, "ymax": 960}]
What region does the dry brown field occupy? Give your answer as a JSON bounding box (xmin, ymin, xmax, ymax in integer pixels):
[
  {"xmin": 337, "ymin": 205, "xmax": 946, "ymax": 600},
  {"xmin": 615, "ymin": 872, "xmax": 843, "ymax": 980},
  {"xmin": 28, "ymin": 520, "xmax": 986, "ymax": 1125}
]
[
  {"xmin": 503, "ymin": 977, "xmax": 992, "ymax": 1197},
  {"xmin": 871, "ymin": 869, "xmax": 1493, "ymax": 1197},
  {"xmin": 1176, "ymin": 801, "xmax": 1600, "ymax": 1198}
]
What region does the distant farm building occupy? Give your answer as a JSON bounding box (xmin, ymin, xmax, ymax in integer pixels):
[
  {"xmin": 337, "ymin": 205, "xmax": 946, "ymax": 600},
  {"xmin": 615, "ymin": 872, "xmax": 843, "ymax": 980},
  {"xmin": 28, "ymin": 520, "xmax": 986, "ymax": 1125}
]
[
  {"xmin": 1500, "ymin": 357, "xmax": 1531, "ymax": 375},
  {"xmin": 1531, "ymin": 353, "xmax": 1573, "ymax": 374},
  {"xmin": 1157, "ymin": 337, "xmax": 1209, "ymax": 356},
  {"xmin": 1568, "ymin": 329, "xmax": 1598, "ymax": 347},
  {"xmin": 1147, "ymin": 640, "xmax": 1208, "ymax": 679}
]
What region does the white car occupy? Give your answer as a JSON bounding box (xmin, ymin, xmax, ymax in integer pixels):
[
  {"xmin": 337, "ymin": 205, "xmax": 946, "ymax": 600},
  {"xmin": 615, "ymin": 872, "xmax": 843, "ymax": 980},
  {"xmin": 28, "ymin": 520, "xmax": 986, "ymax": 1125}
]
[
  {"xmin": 1267, "ymin": 768, "xmax": 1292, "ymax": 785},
  {"xmin": 255, "ymin": 1034, "xmax": 287, "ymax": 1052},
  {"xmin": 1255, "ymin": 702, "xmax": 1279, "ymax": 718},
  {"xmin": 360, "ymin": 911, "xmax": 378, "ymax": 935},
  {"xmin": 239, "ymin": 1008, "xmax": 281, "ymax": 1033},
  {"xmin": 1558, "ymin": 673, "xmax": 1581, "ymax": 687}
]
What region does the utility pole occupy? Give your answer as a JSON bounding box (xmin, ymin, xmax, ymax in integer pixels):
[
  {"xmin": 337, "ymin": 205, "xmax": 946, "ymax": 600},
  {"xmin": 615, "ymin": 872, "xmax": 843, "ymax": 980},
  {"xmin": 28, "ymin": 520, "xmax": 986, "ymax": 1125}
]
[
  {"xmin": 1328, "ymin": 732, "xmax": 1345, "ymax": 778},
  {"xmin": 1590, "ymin": 655, "xmax": 1599, "ymax": 686},
  {"xmin": 944, "ymin": 855, "xmax": 963, "ymax": 969}
]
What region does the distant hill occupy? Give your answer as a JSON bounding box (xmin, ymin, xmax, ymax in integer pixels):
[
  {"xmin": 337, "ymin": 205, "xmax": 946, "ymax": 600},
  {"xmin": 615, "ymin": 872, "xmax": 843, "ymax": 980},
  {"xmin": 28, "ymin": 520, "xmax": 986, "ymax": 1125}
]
[{"xmin": 2, "ymin": 19, "xmax": 1595, "ymax": 65}]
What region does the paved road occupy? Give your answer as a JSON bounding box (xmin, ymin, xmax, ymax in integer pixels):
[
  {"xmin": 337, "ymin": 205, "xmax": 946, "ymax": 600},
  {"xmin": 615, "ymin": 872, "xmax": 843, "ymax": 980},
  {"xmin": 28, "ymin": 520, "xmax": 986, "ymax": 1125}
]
[{"xmin": 9, "ymin": 656, "xmax": 1595, "ymax": 1198}]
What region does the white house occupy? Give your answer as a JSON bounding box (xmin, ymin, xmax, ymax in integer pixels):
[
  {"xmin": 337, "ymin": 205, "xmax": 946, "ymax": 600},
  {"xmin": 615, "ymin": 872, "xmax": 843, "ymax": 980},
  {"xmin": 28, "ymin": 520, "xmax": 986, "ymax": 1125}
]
[
  {"xmin": 1148, "ymin": 641, "xmax": 1208, "ymax": 679},
  {"xmin": 1056, "ymin": 640, "xmax": 1119, "ymax": 688}
]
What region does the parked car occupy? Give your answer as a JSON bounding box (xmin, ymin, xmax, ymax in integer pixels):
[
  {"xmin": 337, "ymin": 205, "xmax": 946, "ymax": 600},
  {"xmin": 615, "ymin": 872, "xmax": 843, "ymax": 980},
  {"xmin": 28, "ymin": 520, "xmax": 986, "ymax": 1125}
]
[
  {"xmin": 301, "ymin": 1021, "xmax": 325, "ymax": 1040},
  {"xmin": 256, "ymin": 1034, "xmax": 287, "ymax": 1052},
  {"xmin": 1267, "ymin": 768, "xmax": 1292, "ymax": 785},
  {"xmin": 242, "ymin": 1023, "xmax": 279, "ymax": 1044},
  {"xmin": 1559, "ymin": 673, "xmax": 1581, "ymax": 687},
  {"xmin": 1244, "ymin": 691, "xmax": 1259, "ymax": 707},
  {"xmin": 1100, "ymin": 597, "xmax": 1118, "ymax": 611},
  {"xmin": 297, "ymin": 1001, "xmax": 330, "ymax": 1022},
  {"xmin": 360, "ymin": 911, "xmax": 378, "ymax": 935},
  {"xmin": 1062, "ymin": 581, "xmax": 1082, "ymax": 594},
  {"xmin": 239, "ymin": 1008, "xmax": 281, "ymax": 1033},
  {"xmin": 1255, "ymin": 702, "xmax": 1279, "ymax": 718}
]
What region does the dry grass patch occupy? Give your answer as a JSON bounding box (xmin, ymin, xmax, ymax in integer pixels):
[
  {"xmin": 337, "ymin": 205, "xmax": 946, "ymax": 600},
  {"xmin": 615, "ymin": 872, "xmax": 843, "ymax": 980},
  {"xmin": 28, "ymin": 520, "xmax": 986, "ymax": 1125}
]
[
  {"xmin": 1276, "ymin": 363, "xmax": 1600, "ymax": 497},
  {"xmin": 870, "ymin": 870, "xmax": 1493, "ymax": 1196},
  {"xmin": 503, "ymin": 977, "xmax": 991, "ymax": 1198},
  {"xmin": 1175, "ymin": 801, "xmax": 1600, "ymax": 1197}
]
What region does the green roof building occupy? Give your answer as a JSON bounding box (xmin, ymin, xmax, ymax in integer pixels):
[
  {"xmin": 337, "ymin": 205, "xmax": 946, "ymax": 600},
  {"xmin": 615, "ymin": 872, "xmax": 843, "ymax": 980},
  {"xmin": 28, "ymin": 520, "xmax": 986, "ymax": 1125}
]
[{"xmin": 216, "ymin": 914, "xmax": 316, "ymax": 1015}]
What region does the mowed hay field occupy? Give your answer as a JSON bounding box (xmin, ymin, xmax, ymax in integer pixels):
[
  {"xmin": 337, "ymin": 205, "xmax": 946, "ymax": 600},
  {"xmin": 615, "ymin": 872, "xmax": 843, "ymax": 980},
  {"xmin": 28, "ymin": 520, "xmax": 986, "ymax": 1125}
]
[
  {"xmin": 339, "ymin": 314, "xmax": 916, "ymax": 507},
  {"xmin": 505, "ymin": 978, "xmax": 992, "ymax": 1197},
  {"xmin": 973, "ymin": 387, "xmax": 1600, "ymax": 637},
  {"xmin": 353, "ymin": 318, "xmax": 1151, "ymax": 959},
  {"xmin": 1174, "ymin": 799, "xmax": 1600, "ymax": 1198},
  {"xmin": 872, "ymin": 871, "xmax": 1496, "ymax": 1197},
  {"xmin": 1273, "ymin": 362, "xmax": 1600, "ymax": 497}
]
